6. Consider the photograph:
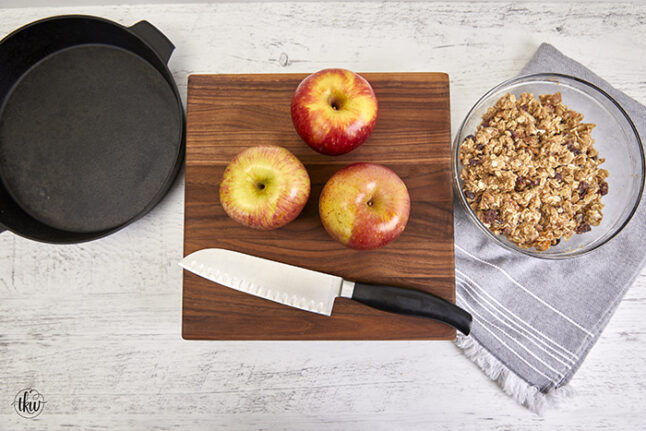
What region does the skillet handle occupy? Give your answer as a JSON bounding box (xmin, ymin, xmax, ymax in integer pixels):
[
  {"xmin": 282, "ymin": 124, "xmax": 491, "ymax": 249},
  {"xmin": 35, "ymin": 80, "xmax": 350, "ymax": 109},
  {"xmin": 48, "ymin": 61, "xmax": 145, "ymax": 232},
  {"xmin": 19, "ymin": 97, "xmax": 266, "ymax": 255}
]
[{"xmin": 129, "ymin": 21, "xmax": 175, "ymax": 64}]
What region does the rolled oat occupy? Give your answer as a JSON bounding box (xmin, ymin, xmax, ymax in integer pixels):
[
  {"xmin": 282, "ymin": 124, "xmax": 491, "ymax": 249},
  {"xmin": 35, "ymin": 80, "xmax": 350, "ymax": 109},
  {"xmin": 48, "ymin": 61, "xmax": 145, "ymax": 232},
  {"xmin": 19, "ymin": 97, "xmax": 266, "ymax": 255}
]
[{"xmin": 459, "ymin": 92, "xmax": 608, "ymax": 251}]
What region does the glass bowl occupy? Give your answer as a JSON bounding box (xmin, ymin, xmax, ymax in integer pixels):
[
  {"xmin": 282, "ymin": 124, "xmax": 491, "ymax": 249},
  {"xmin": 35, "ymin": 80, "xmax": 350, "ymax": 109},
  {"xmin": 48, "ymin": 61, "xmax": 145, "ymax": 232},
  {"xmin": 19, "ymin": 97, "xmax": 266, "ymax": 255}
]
[{"xmin": 453, "ymin": 73, "xmax": 644, "ymax": 259}]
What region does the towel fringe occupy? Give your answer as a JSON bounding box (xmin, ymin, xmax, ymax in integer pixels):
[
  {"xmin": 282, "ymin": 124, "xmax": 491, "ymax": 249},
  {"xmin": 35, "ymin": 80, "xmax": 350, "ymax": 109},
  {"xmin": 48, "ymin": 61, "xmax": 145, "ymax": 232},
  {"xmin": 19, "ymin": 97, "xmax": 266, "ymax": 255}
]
[{"xmin": 454, "ymin": 334, "xmax": 575, "ymax": 414}]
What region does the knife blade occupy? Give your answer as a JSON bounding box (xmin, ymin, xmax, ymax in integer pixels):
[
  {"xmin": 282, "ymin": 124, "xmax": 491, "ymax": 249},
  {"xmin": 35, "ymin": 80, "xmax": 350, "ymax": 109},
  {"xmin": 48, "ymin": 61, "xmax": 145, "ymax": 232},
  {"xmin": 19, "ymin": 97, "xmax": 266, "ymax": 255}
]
[{"xmin": 180, "ymin": 248, "xmax": 472, "ymax": 335}]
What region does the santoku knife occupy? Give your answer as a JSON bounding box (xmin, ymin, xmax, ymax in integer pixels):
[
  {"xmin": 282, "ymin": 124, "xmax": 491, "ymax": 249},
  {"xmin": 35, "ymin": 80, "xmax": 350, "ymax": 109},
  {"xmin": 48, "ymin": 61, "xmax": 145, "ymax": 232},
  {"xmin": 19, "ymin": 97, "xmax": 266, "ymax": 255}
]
[{"xmin": 180, "ymin": 248, "xmax": 472, "ymax": 335}]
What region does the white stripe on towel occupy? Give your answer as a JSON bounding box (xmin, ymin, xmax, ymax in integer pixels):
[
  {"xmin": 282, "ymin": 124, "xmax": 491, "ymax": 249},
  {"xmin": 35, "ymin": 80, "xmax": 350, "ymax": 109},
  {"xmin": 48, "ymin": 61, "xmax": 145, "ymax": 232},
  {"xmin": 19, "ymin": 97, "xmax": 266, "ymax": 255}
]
[
  {"xmin": 457, "ymin": 293, "xmax": 558, "ymax": 383},
  {"xmin": 457, "ymin": 276, "xmax": 575, "ymax": 368},
  {"xmin": 458, "ymin": 289, "xmax": 565, "ymax": 378},
  {"xmin": 456, "ymin": 269, "xmax": 578, "ymax": 362},
  {"xmin": 456, "ymin": 244, "xmax": 594, "ymax": 337}
]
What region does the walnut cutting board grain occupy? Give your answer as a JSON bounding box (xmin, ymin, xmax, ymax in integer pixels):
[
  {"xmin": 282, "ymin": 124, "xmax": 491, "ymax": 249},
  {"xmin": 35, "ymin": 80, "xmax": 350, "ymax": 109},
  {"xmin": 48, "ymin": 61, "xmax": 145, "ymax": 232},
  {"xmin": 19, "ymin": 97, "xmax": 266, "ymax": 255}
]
[{"xmin": 183, "ymin": 73, "xmax": 455, "ymax": 340}]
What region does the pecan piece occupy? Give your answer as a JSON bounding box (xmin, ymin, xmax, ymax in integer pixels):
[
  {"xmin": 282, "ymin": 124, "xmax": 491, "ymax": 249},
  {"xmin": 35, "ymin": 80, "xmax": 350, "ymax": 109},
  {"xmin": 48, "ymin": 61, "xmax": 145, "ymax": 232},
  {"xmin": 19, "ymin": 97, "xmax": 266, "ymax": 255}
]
[
  {"xmin": 566, "ymin": 140, "xmax": 582, "ymax": 155},
  {"xmin": 576, "ymin": 223, "xmax": 591, "ymax": 234},
  {"xmin": 599, "ymin": 181, "xmax": 608, "ymax": 196},
  {"xmin": 481, "ymin": 209, "xmax": 502, "ymax": 226},
  {"xmin": 515, "ymin": 175, "xmax": 538, "ymax": 192},
  {"xmin": 507, "ymin": 129, "xmax": 518, "ymax": 139}
]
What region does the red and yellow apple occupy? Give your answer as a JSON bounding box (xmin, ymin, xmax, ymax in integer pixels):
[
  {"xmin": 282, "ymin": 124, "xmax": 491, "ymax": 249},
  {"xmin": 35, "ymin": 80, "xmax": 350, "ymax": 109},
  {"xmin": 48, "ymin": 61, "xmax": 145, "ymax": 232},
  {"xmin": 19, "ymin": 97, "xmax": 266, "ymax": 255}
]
[
  {"xmin": 219, "ymin": 145, "xmax": 310, "ymax": 230},
  {"xmin": 319, "ymin": 163, "xmax": 410, "ymax": 250},
  {"xmin": 291, "ymin": 68, "xmax": 378, "ymax": 156}
]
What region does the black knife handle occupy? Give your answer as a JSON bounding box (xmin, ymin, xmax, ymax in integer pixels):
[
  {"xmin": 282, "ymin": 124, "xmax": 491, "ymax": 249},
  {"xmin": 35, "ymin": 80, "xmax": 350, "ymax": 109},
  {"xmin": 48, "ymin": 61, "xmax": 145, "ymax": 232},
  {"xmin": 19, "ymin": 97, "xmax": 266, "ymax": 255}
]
[{"xmin": 351, "ymin": 282, "xmax": 472, "ymax": 335}]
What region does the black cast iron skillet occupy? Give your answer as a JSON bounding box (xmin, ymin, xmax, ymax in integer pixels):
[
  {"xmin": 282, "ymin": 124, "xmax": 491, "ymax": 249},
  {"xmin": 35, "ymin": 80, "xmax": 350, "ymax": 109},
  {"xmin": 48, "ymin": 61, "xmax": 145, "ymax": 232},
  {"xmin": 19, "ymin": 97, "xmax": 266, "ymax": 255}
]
[{"xmin": 0, "ymin": 15, "xmax": 185, "ymax": 243}]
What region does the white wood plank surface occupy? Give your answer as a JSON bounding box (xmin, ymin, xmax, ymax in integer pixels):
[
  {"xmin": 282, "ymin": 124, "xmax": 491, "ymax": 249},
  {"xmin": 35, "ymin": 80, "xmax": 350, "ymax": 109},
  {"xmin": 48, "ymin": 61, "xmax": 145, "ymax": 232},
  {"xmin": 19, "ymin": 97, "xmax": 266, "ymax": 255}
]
[{"xmin": 1, "ymin": 2, "xmax": 645, "ymax": 429}]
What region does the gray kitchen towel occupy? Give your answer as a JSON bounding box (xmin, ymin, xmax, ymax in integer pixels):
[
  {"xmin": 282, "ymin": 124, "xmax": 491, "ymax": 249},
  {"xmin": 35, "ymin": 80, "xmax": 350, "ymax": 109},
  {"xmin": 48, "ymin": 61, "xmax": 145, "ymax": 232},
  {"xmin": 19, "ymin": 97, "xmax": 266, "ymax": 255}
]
[{"xmin": 454, "ymin": 43, "xmax": 646, "ymax": 413}]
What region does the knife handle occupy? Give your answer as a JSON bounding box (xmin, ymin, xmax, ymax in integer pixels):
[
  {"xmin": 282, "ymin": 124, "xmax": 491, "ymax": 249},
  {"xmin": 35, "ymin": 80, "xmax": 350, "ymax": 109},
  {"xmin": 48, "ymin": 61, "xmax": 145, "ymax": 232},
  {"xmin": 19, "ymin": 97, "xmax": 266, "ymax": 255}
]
[{"xmin": 351, "ymin": 283, "xmax": 472, "ymax": 335}]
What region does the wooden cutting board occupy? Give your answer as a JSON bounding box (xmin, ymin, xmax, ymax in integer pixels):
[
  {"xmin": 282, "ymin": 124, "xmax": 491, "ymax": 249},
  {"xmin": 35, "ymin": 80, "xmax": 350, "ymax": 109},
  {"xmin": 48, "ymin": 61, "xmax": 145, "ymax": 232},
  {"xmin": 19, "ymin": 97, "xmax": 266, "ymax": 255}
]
[{"xmin": 182, "ymin": 72, "xmax": 454, "ymax": 340}]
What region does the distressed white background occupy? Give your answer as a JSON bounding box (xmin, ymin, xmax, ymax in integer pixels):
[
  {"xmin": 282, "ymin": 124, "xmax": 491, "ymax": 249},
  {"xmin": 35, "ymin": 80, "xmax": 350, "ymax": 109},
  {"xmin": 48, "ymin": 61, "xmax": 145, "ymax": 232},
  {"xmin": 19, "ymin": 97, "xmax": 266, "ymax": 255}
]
[{"xmin": 1, "ymin": 2, "xmax": 645, "ymax": 430}]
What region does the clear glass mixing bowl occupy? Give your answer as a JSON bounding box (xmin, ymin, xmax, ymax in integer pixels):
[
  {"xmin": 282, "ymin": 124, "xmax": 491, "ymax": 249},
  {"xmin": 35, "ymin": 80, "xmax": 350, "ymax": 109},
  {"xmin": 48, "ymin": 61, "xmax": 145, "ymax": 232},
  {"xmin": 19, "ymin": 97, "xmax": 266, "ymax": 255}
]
[{"xmin": 453, "ymin": 73, "xmax": 644, "ymax": 258}]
